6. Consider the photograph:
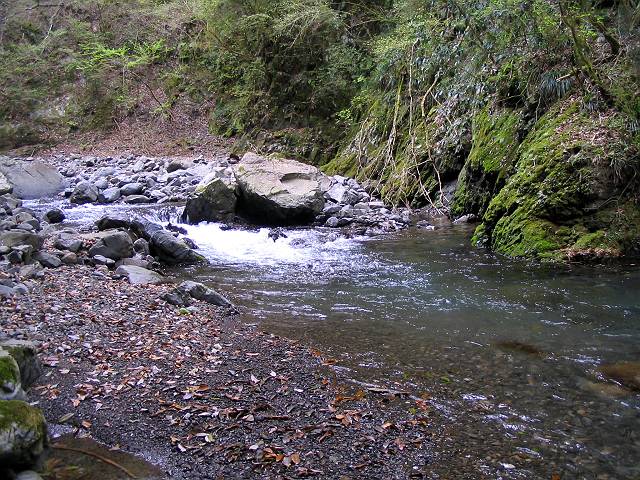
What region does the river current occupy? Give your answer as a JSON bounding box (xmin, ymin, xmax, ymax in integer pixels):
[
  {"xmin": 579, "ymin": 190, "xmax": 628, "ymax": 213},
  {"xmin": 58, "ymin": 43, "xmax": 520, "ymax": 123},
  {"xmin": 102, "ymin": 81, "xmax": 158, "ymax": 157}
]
[{"xmin": 31, "ymin": 201, "xmax": 640, "ymax": 478}]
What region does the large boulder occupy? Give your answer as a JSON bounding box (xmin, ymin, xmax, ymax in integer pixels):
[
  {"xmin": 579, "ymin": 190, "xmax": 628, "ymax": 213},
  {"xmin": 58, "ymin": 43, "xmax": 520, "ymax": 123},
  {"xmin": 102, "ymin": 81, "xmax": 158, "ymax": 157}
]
[
  {"xmin": 115, "ymin": 265, "xmax": 163, "ymax": 285},
  {"xmin": 96, "ymin": 214, "xmax": 130, "ymax": 231},
  {"xmin": 0, "ymin": 231, "xmax": 43, "ymax": 250},
  {"xmin": 53, "ymin": 232, "xmax": 82, "ymax": 253},
  {"xmin": 0, "ymin": 158, "xmax": 64, "ymax": 199},
  {"xmin": 233, "ymin": 153, "xmax": 326, "ymax": 225},
  {"xmin": 88, "ymin": 231, "xmax": 134, "ymax": 261},
  {"xmin": 0, "ymin": 400, "xmax": 47, "ymax": 470},
  {"xmin": 182, "ymin": 174, "xmax": 238, "ymax": 224},
  {"xmin": 0, "ymin": 340, "xmax": 42, "ymax": 390},
  {"xmin": 70, "ymin": 181, "xmax": 98, "ymax": 204},
  {"xmin": 149, "ymin": 231, "xmax": 206, "ymax": 265}
]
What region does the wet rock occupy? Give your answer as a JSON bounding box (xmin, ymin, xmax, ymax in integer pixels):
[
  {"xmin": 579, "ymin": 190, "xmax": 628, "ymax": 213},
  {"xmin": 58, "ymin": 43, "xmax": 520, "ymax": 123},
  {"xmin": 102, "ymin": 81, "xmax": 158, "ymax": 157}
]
[
  {"xmin": 0, "ymin": 231, "xmax": 43, "ymax": 251},
  {"xmin": 176, "ymin": 281, "xmax": 234, "ymax": 308},
  {"xmin": 33, "ymin": 251, "xmax": 62, "ymax": 269},
  {"xmin": 182, "ymin": 175, "xmax": 238, "ymax": 224},
  {"xmin": 115, "ymin": 265, "xmax": 163, "ymax": 285},
  {"xmin": 149, "ymin": 231, "xmax": 206, "ymax": 265},
  {"xmin": 0, "ymin": 340, "xmax": 42, "ymax": 390},
  {"xmin": 0, "ymin": 158, "xmax": 64, "ymax": 199},
  {"xmin": 96, "ymin": 214, "xmax": 130, "ymax": 231},
  {"xmin": 70, "ymin": 181, "xmax": 98, "ymax": 204},
  {"xmin": 0, "ymin": 351, "xmax": 22, "ymax": 400},
  {"xmin": 453, "ymin": 214, "xmax": 478, "ymax": 225},
  {"xmin": 130, "ymin": 219, "xmax": 163, "ymax": 240},
  {"xmin": 88, "ymin": 231, "xmax": 134, "ymax": 261},
  {"xmin": 0, "ymin": 399, "xmax": 48, "ymax": 470},
  {"xmin": 98, "ymin": 187, "xmax": 121, "ymax": 204},
  {"xmin": 44, "ymin": 208, "xmax": 65, "ymax": 224},
  {"xmin": 233, "ymin": 153, "xmax": 326, "ymax": 225}
]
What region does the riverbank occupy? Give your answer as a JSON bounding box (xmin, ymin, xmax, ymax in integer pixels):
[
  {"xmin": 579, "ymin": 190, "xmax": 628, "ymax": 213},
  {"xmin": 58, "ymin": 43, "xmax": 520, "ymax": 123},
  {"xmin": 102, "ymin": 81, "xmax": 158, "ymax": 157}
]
[{"xmin": 2, "ymin": 263, "xmax": 444, "ymax": 479}]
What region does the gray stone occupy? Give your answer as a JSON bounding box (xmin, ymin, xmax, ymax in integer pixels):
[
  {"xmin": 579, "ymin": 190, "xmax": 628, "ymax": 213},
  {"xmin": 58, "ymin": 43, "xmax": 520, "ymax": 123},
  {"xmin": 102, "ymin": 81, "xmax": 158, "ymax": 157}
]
[
  {"xmin": 15, "ymin": 470, "xmax": 44, "ymax": 480},
  {"xmin": 115, "ymin": 265, "xmax": 163, "ymax": 285},
  {"xmin": 325, "ymin": 217, "xmax": 340, "ymax": 228},
  {"xmin": 44, "ymin": 208, "xmax": 65, "ymax": 224},
  {"xmin": 0, "ymin": 172, "xmax": 12, "ymax": 195},
  {"xmin": 0, "ymin": 285, "xmax": 15, "ymax": 298},
  {"xmin": 133, "ymin": 238, "xmax": 150, "ymax": 256},
  {"xmin": 176, "ymin": 281, "xmax": 234, "ymax": 308},
  {"xmin": 98, "ymin": 187, "xmax": 121, "ymax": 204},
  {"xmin": 0, "ymin": 158, "xmax": 64, "ymax": 199},
  {"xmin": 92, "ymin": 255, "xmax": 115, "ymax": 267},
  {"xmin": 149, "ymin": 230, "xmax": 207, "ymax": 265},
  {"xmin": 34, "ymin": 251, "xmax": 62, "ymax": 268},
  {"xmin": 182, "ymin": 174, "xmax": 238, "ymax": 224},
  {"xmin": 53, "ymin": 233, "xmax": 82, "ymax": 253},
  {"xmin": 124, "ymin": 195, "xmax": 152, "ymax": 204},
  {"xmin": 130, "ymin": 219, "xmax": 163, "ymax": 240},
  {"xmin": 19, "ymin": 264, "xmax": 43, "ymax": 280},
  {"xmin": 120, "ymin": 182, "xmax": 144, "ymax": 196},
  {"xmin": 60, "ymin": 252, "xmax": 78, "ymax": 265},
  {"xmin": 96, "ymin": 214, "xmax": 130, "ymax": 231},
  {"xmin": 1, "ymin": 231, "xmax": 41, "ymax": 252},
  {"xmin": 93, "ymin": 178, "xmax": 109, "ymax": 190},
  {"xmin": 70, "ymin": 181, "xmax": 98, "ymax": 204},
  {"xmin": 0, "ymin": 351, "xmax": 22, "ymax": 400},
  {"xmin": 233, "ymin": 153, "xmax": 326, "ymax": 225},
  {"xmin": 167, "ymin": 159, "xmax": 192, "ymax": 173},
  {"xmin": 88, "ymin": 231, "xmax": 134, "ymax": 261}
]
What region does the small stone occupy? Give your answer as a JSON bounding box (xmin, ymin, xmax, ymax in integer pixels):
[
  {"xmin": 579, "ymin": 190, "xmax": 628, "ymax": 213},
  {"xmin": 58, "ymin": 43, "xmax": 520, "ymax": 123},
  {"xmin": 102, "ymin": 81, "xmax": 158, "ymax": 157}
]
[{"xmin": 44, "ymin": 208, "xmax": 65, "ymax": 224}]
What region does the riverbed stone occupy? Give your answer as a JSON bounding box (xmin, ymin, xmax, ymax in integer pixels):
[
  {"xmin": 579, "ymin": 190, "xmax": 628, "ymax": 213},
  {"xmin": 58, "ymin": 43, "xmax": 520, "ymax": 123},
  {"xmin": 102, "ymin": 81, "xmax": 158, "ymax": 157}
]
[
  {"xmin": 53, "ymin": 233, "xmax": 83, "ymax": 253},
  {"xmin": 149, "ymin": 231, "xmax": 207, "ymax": 265},
  {"xmin": 0, "ymin": 399, "xmax": 47, "ymax": 469},
  {"xmin": 98, "ymin": 187, "xmax": 121, "ymax": 204},
  {"xmin": 0, "ymin": 158, "xmax": 64, "ymax": 199},
  {"xmin": 34, "ymin": 251, "xmax": 62, "ymax": 269},
  {"xmin": 88, "ymin": 231, "xmax": 134, "ymax": 261},
  {"xmin": 70, "ymin": 181, "xmax": 98, "ymax": 204},
  {"xmin": 115, "ymin": 265, "xmax": 163, "ymax": 285},
  {"xmin": 120, "ymin": 182, "xmax": 144, "ymax": 196},
  {"xmin": 176, "ymin": 281, "xmax": 234, "ymax": 308},
  {"xmin": 0, "ymin": 231, "xmax": 43, "ymax": 251},
  {"xmin": 124, "ymin": 194, "xmax": 152, "ymax": 204},
  {"xmin": 133, "ymin": 238, "xmax": 150, "ymax": 256},
  {"xmin": 96, "ymin": 214, "xmax": 130, "ymax": 231},
  {"xmin": 182, "ymin": 174, "xmax": 238, "ymax": 224},
  {"xmin": 233, "ymin": 153, "xmax": 326, "ymax": 225},
  {"xmin": 44, "ymin": 208, "xmax": 65, "ymax": 224},
  {"xmin": 600, "ymin": 361, "xmax": 640, "ymax": 391},
  {"xmin": 91, "ymin": 255, "xmax": 115, "ymax": 267}
]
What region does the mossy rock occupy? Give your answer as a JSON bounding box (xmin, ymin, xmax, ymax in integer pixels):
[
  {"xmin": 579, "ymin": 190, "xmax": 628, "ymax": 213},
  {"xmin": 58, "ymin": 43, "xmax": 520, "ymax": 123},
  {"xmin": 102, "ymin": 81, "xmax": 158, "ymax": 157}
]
[
  {"xmin": 0, "ymin": 340, "xmax": 43, "ymax": 390},
  {"xmin": 0, "ymin": 399, "xmax": 47, "ymax": 470},
  {"xmin": 474, "ymin": 99, "xmax": 640, "ymax": 261},
  {"xmin": 0, "ymin": 350, "xmax": 22, "ymax": 400},
  {"xmin": 450, "ymin": 107, "xmax": 521, "ymax": 218}
]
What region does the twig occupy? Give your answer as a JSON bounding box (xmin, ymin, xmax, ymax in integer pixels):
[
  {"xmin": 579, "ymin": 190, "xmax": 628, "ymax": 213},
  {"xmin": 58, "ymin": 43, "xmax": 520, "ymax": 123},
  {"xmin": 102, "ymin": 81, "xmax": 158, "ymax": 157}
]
[{"xmin": 52, "ymin": 443, "xmax": 139, "ymax": 479}]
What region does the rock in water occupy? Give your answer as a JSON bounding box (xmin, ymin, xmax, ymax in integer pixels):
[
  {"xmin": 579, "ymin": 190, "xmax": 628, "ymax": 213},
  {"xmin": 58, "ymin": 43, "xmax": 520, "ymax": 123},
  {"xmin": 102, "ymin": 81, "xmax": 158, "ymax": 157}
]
[
  {"xmin": 115, "ymin": 265, "xmax": 164, "ymax": 285},
  {"xmin": 70, "ymin": 181, "xmax": 98, "ymax": 204},
  {"xmin": 182, "ymin": 174, "xmax": 238, "ymax": 224},
  {"xmin": 176, "ymin": 281, "xmax": 234, "ymax": 308},
  {"xmin": 600, "ymin": 361, "xmax": 640, "ymax": 391},
  {"xmin": 0, "ymin": 400, "xmax": 47, "ymax": 469},
  {"xmin": 96, "ymin": 214, "xmax": 130, "ymax": 231},
  {"xmin": 0, "ymin": 158, "xmax": 64, "ymax": 199},
  {"xmin": 0, "ymin": 340, "xmax": 42, "ymax": 390},
  {"xmin": 233, "ymin": 153, "xmax": 326, "ymax": 225},
  {"xmin": 44, "ymin": 208, "xmax": 65, "ymax": 224},
  {"xmin": 88, "ymin": 231, "xmax": 134, "ymax": 261},
  {"xmin": 149, "ymin": 231, "xmax": 207, "ymax": 265}
]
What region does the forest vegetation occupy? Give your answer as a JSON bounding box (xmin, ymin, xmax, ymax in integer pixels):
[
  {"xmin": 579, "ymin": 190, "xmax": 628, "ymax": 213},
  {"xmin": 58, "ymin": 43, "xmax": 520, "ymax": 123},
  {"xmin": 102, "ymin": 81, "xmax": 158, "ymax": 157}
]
[{"xmin": 1, "ymin": 0, "xmax": 639, "ymax": 259}]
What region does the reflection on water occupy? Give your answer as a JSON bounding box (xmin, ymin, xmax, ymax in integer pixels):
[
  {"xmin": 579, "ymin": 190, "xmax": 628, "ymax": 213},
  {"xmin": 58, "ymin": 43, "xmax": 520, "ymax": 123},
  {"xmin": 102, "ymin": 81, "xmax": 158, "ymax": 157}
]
[{"xmin": 27, "ymin": 201, "xmax": 640, "ymax": 478}]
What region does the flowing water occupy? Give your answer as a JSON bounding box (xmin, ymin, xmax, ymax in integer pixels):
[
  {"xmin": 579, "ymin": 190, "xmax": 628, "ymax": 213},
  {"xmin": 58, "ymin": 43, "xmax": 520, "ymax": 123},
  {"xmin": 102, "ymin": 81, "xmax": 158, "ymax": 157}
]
[{"xmin": 32, "ymin": 202, "xmax": 640, "ymax": 478}]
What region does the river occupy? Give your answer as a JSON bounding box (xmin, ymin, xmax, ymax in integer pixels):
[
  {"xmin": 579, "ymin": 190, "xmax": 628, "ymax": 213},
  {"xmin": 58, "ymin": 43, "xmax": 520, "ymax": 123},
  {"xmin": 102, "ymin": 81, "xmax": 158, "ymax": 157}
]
[{"xmin": 33, "ymin": 201, "xmax": 640, "ymax": 479}]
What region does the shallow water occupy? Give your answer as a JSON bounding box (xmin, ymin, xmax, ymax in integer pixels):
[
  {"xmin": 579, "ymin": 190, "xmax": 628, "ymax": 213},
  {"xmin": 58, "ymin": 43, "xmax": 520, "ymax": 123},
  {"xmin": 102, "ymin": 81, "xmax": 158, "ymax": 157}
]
[{"xmin": 29, "ymin": 201, "xmax": 640, "ymax": 478}]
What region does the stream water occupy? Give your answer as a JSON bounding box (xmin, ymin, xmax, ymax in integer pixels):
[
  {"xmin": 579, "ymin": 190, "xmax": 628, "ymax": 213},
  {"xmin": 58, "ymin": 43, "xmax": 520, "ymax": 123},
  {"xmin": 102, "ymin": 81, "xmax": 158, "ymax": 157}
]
[{"xmin": 32, "ymin": 202, "xmax": 640, "ymax": 479}]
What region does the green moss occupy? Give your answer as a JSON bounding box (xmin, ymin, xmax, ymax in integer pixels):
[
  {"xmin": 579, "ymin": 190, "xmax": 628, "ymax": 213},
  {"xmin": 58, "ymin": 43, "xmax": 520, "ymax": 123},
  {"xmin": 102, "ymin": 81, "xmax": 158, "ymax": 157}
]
[
  {"xmin": 475, "ymin": 99, "xmax": 640, "ymax": 261},
  {"xmin": 0, "ymin": 351, "xmax": 20, "ymax": 387},
  {"xmin": 450, "ymin": 107, "xmax": 521, "ymax": 217},
  {"xmin": 0, "ymin": 399, "xmax": 44, "ymax": 433}
]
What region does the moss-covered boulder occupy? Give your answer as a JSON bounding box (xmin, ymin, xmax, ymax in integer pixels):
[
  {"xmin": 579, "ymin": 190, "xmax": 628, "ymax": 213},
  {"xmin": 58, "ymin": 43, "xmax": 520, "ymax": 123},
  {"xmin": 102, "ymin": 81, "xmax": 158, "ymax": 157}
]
[
  {"xmin": 0, "ymin": 400, "xmax": 47, "ymax": 470},
  {"xmin": 0, "ymin": 341, "xmax": 42, "ymax": 390},
  {"xmin": 0, "ymin": 350, "xmax": 22, "ymax": 401},
  {"xmin": 451, "ymin": 107, "xmax": 521, "ymax": 218},
  {"xmin": 473, "ymin": 99, "xmax": 640, "ymax": 260}
]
